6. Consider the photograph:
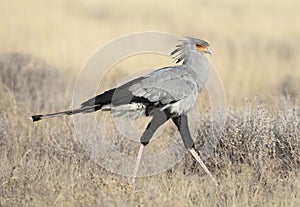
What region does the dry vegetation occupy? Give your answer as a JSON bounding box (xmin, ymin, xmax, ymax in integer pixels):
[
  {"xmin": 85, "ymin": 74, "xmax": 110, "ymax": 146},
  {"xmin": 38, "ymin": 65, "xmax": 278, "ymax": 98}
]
[{"xmin": 0, "ymin": 0, "xmax": 300, "ymax": 206}]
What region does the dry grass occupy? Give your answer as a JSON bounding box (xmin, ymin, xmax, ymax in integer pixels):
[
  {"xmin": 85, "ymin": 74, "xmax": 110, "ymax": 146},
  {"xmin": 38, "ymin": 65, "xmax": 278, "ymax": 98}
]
[
  {"xmin": 0, "ymin": 54, "xmax": 299, "ymax": 206},
  {"xmin": 0, "ymin": 0, "xmax": 300, "ymax": 206}
]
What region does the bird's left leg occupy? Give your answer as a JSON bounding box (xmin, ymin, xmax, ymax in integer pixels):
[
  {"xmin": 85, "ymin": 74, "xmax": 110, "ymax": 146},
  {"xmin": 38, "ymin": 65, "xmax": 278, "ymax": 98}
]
[
  {"xmin": 172, "ymin": 115, "xmax": 218, "ymax": 186},
  {"xmin": 132, "ymin": 109, "xmax": 171, "ymax": 182}
]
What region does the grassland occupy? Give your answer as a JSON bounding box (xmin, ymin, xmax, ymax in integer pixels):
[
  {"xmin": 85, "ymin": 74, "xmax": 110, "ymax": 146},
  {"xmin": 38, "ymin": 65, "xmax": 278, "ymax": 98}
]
[{"xmin": 0, "ymin": 0, "xmax": 299, "ymax": 206}]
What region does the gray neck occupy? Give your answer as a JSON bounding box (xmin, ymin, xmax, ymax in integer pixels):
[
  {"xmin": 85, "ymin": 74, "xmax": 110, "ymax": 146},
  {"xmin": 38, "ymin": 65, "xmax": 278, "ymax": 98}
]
[{"xmin": 183, "ymin": 51, "xmax": 209, "ymax": 90}]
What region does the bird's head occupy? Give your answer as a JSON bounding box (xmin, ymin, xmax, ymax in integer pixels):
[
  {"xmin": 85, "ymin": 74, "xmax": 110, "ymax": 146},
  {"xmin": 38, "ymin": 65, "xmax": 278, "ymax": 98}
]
[
  {"xmin": 171, "ymin": 37, "xmax": 212, "ymax": 63},
  {"xmin": 190, "ymin": 38, "xmax": 212, "ymax": 55}
]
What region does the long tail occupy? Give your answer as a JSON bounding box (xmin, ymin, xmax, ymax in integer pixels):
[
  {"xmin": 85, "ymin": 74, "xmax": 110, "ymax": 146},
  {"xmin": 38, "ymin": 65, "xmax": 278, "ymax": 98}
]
[
  {"xmin": 31, "ymin": 105, "xmax": 101, "ymax": 122},
  {"xmin": 30, "ymin": 81, "xmax": 147, "ymax": 122}
]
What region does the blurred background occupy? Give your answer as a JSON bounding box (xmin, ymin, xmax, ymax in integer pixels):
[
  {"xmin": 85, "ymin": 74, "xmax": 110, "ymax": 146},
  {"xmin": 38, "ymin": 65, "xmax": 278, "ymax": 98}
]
[{"xmin": 1, "ymin": 0, "xmax": 299, "ymax": 106}]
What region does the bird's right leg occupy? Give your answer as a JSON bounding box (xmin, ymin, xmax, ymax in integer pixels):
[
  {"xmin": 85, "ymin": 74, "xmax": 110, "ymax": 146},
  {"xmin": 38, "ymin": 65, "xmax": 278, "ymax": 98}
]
[
  {"xmin": 132, "ymin": 109, "xmax": 171, "ymax": 182},
  {"xmin": 172, "ymin": 115, "xmax": 218, "ymax": 187}
]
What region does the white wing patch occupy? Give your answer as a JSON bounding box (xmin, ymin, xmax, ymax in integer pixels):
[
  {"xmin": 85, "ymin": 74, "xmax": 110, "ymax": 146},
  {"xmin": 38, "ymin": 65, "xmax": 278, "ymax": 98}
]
[{"xmin": 111, "ymin": 103, "xmax": 146, "ymax": 119}]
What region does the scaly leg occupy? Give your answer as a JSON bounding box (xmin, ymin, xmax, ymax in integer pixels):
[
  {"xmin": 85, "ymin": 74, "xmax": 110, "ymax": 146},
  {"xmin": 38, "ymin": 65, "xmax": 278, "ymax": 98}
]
[
  {"xmin": 132, "ymin": 144, "xmax": 144, "ymax": 182},
  {"xmin": 172, "ymin": 115, "xmax": 218, "ymax": 187},
  {"xmin": 189, "ymin": 148, "xmax": 218, "ymax": 187},
  {"xmin": 132, "ymin": 109, "xmax": 171, "ymax": 182}
]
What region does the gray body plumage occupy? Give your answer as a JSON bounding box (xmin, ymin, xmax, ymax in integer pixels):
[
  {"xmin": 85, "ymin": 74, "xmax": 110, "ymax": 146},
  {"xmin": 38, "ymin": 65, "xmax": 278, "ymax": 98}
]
[{"xmin": 110, "ymin": 38, "xmax": 210, "ymax": 118}]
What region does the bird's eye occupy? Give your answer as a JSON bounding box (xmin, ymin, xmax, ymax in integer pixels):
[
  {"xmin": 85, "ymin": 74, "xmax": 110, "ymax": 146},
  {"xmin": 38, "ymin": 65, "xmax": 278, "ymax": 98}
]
[
  {"xmin": 195, "ymin": 43, "xmax": 207, "ymax": 50},
  {"xmin": 195, "ymin": 43, "xmax": 205, "ymax": 48}
]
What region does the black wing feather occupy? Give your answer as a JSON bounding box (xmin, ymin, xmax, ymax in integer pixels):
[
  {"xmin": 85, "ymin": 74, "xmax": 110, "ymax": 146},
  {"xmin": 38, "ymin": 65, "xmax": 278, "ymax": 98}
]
[{"xmin": 80, "ymin": 77, "xmax": 151, "ymax": 108}]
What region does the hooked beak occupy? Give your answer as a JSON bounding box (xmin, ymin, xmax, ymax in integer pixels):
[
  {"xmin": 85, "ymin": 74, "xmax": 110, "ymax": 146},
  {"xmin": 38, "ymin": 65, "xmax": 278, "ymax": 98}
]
[{"xmin": 205, "ymin": 47, "xmax": 213, "ymax": 55}]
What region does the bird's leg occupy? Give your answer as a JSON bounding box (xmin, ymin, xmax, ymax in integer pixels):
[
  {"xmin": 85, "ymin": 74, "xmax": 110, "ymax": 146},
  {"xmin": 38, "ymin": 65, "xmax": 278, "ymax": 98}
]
[
  {"xmin": 172, "ymin": 115, "xmax": 218, "ymax": 187},
  {"xmin": 172, "ymin": 115, "xmax": 195, "ymax": 149},
  {"xmin": 189, "ymin": 148, "xmax": 218, "ymax": 186},
  {"xmin": 132, "ymin": 144, "xmax": 144, "ymax": 182},
  {"xmin": 132, "ymin": 109, "xmax": 171, "ymax": 182}
]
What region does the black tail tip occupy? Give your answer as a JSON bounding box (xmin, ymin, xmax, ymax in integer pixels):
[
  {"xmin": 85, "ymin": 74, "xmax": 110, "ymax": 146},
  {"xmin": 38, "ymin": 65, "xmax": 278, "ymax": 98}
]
[{"xmin": 31, "ymin": 115, "xmax": 42, "ymax": 122}]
